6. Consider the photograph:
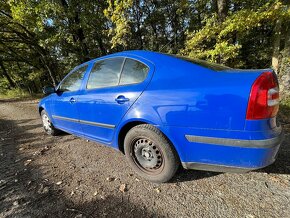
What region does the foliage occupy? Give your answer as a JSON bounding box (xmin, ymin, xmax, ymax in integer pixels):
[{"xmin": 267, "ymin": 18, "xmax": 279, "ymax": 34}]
[
  {"xmin": 0, "ymin": 0, "xmax": 289, "ymax": 98},
  {"xmin": 181, "ymin": 0, "xmax": 290, "ymax": 67},
  {"xmin": 0, "ymin": 87, "xmax": 30, "ymax": 99},
  {"xmin": 104, "ymin": 0, "xmax": 133, "ymax": 49}
]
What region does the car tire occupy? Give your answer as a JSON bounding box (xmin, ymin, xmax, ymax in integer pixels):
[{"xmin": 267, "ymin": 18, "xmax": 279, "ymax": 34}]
[
  {"xmin": 41, "ymin": 110, "xmax": 60, "ymax": 136},
  {"xmin": 124, "ymin": 124, "xmax": 180, "ymax": 183}
]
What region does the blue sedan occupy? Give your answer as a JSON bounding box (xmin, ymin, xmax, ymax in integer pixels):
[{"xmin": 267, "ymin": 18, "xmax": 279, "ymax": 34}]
[{"xmin": 39, "ymin": 50, "xmax": 284, "ymax": 183}]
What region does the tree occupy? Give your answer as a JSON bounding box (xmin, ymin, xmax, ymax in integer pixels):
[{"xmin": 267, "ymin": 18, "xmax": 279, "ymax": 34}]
[
  {"xmin": 181, "ymin": 0, "xmax": 289, "ymax": 68},
  {"xmin": 0, "ymin": 0, "xmax": 289, "ymax": 97}
]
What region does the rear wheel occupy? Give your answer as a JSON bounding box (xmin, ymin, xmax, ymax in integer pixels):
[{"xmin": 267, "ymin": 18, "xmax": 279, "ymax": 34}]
[
  {"xmin": 41, "ymin": 110, "xmax": 60, "ymax": 136},
  {"xmin": 124, "ymin": 124, "xmax": 180, "ymax": 183}
]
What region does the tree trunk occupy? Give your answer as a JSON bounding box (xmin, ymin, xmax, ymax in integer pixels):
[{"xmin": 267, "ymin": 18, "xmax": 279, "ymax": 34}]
[
  {"xmin": 74, "ymin": 13, "xmax": 90, "ymax": 62},
  {"xmin": 279, "ymin": 24, "xmax": 290, "ymax": 96},
  {"xmin": 272, "ymin": 18, "xmax": 282, "ymax": 73},
  {"xmin": 96, "ymin": 36, "xmax": 107, "ymax": 56},
  {"xmin": 282, "ymin": 25, "xmax": 290, "ymax": 59},
  {"xmin": 43, "ymin": 61, "xmax": 57, "ymax": 86},
  {"xmin": 0, "ymin": 59, "xmax": 16, "ymax": 88},
  {"xmin": 60, "ymin": 0, "xmax": 90, "ymax": 62},
  {"xmin": 216, "ymin": 0, "xmax": 228, "ymax": 22}
]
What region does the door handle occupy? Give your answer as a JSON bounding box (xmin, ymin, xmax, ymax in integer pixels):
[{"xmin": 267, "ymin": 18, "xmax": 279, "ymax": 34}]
[
  {"xmin": 115, "ymin": 95, "xmax": 129, "ymax": 104},
  {"xmin": 69, "ymin": 97, "xmax": 76, "ymax": 103}
]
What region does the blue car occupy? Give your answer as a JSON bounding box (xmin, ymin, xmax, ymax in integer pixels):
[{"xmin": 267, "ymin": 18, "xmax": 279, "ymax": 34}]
[{"xmin": 39, "ymin": 50, "xmax": 284, "ymax": 183}]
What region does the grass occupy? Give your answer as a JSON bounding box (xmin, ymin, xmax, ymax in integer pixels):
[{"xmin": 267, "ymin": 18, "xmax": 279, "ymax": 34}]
[{"xmin": 0, "ymin": 88, "xmax": 43, "ymax": 100}]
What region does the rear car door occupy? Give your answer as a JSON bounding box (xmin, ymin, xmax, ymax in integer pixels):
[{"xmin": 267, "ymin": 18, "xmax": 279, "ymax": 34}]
[
  {"xmin": 51, "ymin": 65, "xmax": 88, "ymax": 134},
  {"xmin": 77, "ymin": 56, "xmax": 153, "ymax": 143}
]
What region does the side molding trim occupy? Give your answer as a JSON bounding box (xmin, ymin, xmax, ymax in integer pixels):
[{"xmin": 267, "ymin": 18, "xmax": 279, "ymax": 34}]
[
  {"xmin": 181, "ymin": 162, "xmax": 258, "ymax": 173},
  {"xmin": 52, "ymin": 115, "xmax": 115, "ymax": 129},
  {"xmin": 185, "ymin": 132, "xmax": 284, "ymax": 149}
]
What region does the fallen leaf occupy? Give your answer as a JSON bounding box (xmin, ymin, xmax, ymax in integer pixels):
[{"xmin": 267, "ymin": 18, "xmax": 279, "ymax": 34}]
[
  {"xmin": 155, "ymin": 188, "xmax": 161, "ymax": 193},
  {"xmin": 119, "ymin": 184, "xmax": 127, "ymax": 193}
]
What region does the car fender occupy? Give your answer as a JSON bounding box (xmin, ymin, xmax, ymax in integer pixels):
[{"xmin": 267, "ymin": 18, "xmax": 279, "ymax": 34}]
[
  {"xmin": 113, "ymin": 103, "xmax": 184, "ymax": 159},
  {"xmin": 38, "ymin": 96, "xmax": 54, "ymax": 122}
]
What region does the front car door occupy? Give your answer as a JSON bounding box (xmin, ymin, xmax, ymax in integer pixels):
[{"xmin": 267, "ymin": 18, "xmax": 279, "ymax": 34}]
[
  {"xmin": 51, "ymin": 65, "xmax": 88, "ymax": 135},
  {"xmin": 77, "ymin": 56, "xmax": 154, "ymax": 144}
]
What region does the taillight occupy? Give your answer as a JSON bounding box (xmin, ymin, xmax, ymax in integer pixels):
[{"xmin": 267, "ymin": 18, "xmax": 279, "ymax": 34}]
[{"xmin": 246, "ymin": 72, "xmax": 279, "ymax": 120}]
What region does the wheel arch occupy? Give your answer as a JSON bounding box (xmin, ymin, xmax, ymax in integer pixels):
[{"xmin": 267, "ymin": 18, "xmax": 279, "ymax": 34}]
[
  {"xmin": 117, "ymin": 120, "xmax": 181, "ymax": 164},
  {"xmin": 39, "ymin": 106, "xmax": 44, "ymax": 115},
  {"xmin": 118, "ymin": 121, "xmax": 147, "ymax": 154}
]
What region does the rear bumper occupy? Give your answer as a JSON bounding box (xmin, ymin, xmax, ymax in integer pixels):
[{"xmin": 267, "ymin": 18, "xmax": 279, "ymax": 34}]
[
  {"xmin": 181, "ymin": 130, "xmax": 284, "ymax": 173},
  {"xmin": 182, "ymin": 162, "xmax": 263, "ymax": 173}
]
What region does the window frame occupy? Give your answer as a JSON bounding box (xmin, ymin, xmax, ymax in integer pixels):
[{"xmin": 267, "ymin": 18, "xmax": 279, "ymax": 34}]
[
  {"xmin": 56, "ymin": 64, "xmax": 88, "ymax": 93},
  {"xmin": 85, "ymin": 57, "xmax": 125, "ymax": 90},
  {"xmin": 118, "ymin": 58, "xmax": 150, "ymax": 86},
  {"xmin": 85, "ymin": 56, "xmax": 150, "ymax": 91}
]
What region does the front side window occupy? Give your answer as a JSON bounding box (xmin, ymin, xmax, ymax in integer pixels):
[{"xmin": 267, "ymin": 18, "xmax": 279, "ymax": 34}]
[
  {"xmin": 87, "ymin": 58, "xmax": 124, "ymax": 89},
  {"xmin": 59, "ymin": 65, "xmax": 87, "ymax": 92},
  {"xmin": 119, "ymin": 59, "xmax": 149, "ymax": 85}
]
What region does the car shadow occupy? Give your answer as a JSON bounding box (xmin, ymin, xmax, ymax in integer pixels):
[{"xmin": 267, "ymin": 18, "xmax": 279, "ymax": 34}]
[{"xmin": 170, "ymin": 167, "xmax": 220, "ymax": 183}]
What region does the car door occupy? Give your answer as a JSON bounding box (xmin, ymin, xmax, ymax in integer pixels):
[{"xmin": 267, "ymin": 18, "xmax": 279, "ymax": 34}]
[
  {"xmin": 77, "ymin": 56, "xmax": 154, "ymax": 143},
  {"xmin": 51, "ymin": 65, "xmax": 88, "ymax": 134}
]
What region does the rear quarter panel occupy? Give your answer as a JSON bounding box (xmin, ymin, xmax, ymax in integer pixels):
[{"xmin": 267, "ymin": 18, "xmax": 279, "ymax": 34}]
[{"xmin": 139, "ymin": 55, "xmax": 261, "ymax": 130}]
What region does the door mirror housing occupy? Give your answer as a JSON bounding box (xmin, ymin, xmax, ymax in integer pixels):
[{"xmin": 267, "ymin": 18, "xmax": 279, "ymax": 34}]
[{"xmin": 43, "ymin": 86, "xmax": 55, "ymax": 95}]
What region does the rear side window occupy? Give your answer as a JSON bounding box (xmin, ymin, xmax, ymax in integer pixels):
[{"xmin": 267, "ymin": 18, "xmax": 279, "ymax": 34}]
[
  {"xmin": 87, "ymin": 57, "xmax": 124, "ymax": 89},
  {"xmin": 58, "ymin": 65, "xmax": 87, "ymax": 92},
  {"xmin": 119, "ymin": 59, "xmax": 149, "ymax": 85}
]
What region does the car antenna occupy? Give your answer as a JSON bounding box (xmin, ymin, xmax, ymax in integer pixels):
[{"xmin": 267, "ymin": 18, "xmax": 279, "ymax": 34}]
[{"xmin": 159, "ymin": 28, "xmax": 187, "ymax": 53}]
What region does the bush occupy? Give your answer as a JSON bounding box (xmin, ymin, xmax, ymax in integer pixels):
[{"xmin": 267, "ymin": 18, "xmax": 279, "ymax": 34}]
[{"xmin": 0, "ymin": 88, "xmax": 30, "ymax": 99}]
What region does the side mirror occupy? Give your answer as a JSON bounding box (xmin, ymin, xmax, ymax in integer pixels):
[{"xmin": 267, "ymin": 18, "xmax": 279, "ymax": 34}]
[{"xmin": 43, "ymin": 86, "xmax": 55, "ymax": 95}]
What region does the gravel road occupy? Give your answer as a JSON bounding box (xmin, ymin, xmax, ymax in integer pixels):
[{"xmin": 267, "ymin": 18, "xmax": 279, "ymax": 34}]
[{"xmin": 0, "ymin": 99, "xmax": 289, "ymax": 218}]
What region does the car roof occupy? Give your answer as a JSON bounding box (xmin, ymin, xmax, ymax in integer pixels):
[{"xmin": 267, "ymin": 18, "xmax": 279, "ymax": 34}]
[
  {"xmin": 104, "ymin": 50, "xmax": 230, "ymax": 71},
  {"xmin": 116, "ymin": 50, "xmax": 160, "ymax": 59},
  {"xmin": 80, "ymin": 50, "xmax": 228, "ymax": 72},
  {"xmin": 104, "ymin": 50, "xmax": 165, "ymax": 65}
]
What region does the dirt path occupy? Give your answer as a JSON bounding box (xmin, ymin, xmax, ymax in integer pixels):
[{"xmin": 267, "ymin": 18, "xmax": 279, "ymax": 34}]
[{"xmin": 0, "ymin": 99, "xmax": 290, "ymax": 218}]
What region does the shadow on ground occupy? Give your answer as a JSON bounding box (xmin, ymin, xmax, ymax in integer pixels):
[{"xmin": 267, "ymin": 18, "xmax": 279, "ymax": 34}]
[{"xmin": 0, "ymin": 118, "xmax": 162, "ymax": 217}]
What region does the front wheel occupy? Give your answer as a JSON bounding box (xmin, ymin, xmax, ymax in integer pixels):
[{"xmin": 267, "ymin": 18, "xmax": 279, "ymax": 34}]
[
  {"xmin": 41, "ymin": 110, "xmax": 60, "ymax": 136},
  {"xmin": 124, "ymin": 124, "xmax": 180, "ymax": 183}
]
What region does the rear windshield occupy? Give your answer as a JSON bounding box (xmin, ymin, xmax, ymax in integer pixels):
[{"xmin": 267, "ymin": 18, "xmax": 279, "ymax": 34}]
[{"xmin": 170, "ymin": 54, "xmax": 232, "ymax": 71}]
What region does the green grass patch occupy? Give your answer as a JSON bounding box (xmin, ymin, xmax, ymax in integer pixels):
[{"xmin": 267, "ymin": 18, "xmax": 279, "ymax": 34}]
[{"xmin": 0, "ymin": 88, "xmax": 43, "ymax": 100}]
